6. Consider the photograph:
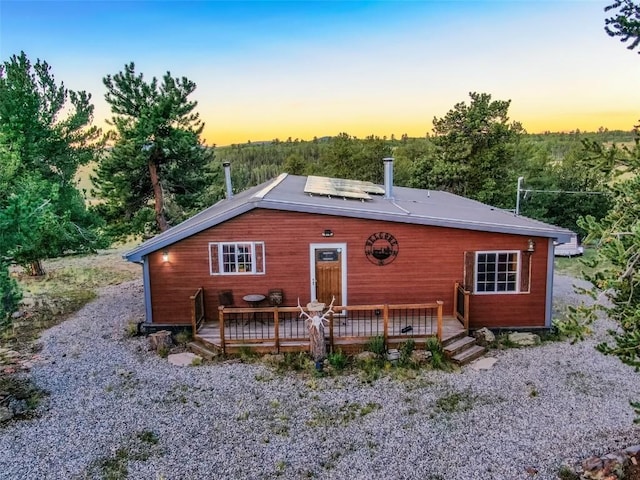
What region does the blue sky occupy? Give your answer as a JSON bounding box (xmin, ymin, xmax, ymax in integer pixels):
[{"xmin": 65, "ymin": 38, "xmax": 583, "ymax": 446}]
[{"xmin": 2, "ymin": 0, "xmax": 639, "ymax": 145}]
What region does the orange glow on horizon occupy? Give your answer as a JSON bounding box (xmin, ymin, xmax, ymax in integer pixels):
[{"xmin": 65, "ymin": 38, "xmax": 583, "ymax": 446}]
[{"xmin": 201, "ymin": 110, "xmax": 639, "ymax": 147}]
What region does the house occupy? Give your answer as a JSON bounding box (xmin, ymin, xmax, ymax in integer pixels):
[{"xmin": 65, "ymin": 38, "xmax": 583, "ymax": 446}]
[
  {"xmin": 124, "ymin": 159, "xmax": 572, "ymax": 352},
  {"xmin": 554, "ymin": 234, "xmax": 584, "ymax": 257}
]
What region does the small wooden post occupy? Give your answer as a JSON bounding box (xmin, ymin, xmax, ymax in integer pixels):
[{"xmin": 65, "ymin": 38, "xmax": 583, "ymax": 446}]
[
  {"xmin": 463, "ymin": 290, "xmax": 470, "ymax": 331},
  {"xmin": 190, "ymin": 293, "xmax": 197, "ymax": 335},
  {"xmin": 198, "ymin": 288, "xmax": 205, "ymax": 327},
  {"xmin": 436, "ymin": 301, "xmax": 443, "ymax": 341},
  {"xmin": 274, "ymin": 307, "xmax": 280, "ymax": 353},
  {"xmin": 218, "ymin": 306, "xmax": 226, "ymax": 355},
  {"xmin": 383, "ymin": 305, "xmax": 389, "ymax": 346},
  {"xmin": 453, "ymin": 282, "xmax": 459, "ymax": 318},
  {"xmin": 328, "ymin": 312, "xmax": 334, "ymax": 353}
]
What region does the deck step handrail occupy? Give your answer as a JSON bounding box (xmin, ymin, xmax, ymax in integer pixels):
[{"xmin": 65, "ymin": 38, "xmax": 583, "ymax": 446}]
[
  {"xmin": 190, "ymin": 287, "xmax": 205, "ymax": 334},
  {"xmin": 453, "ymin": 282, "xmax": 470, "ymax": 331}
]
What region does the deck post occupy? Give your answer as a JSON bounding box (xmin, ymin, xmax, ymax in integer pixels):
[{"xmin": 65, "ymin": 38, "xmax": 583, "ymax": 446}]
[
  {"xmin": 463, "ymin": 290, "xmax": 470, "ymax": 331},
  {"xmin": 453, "ymin": 282, "xmax": 459, "ymax": 318},
  {"xmin": 274, "ymin": 307, "xmax": 280, "ymax": 353},
  {"xmin": 190, "ymin": 293, "xmax": 197, "ymax": 335},
  {"xmin": 436, "ymin": 301, "xmax": 443, "ymax": 341},
  {"xmin": 218, "ymin": 306, "xmax": 226, "ymax": 355},
  {"xmin": 199, "ymin": 289, "xmax": 205, "ymax": 328},
  {"xmin": 328, "ymin": 312, "xmax": 334, "ymax": 352},
  {"xmin": 383, "ymin": 304, "xmax": 389, "ymax": 346}
]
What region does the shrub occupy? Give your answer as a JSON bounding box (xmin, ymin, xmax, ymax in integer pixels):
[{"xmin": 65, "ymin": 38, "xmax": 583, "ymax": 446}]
[
  {"xmin": 327, "ymin": 350, "xmax": 348, "ymax": 371},
  {"xmin": 365, "ymin": 335, "xmax": 386, "ymax": 358},
  {"xmin": 124, "ymin": 321, "xmax": 139, "ymax": 337},
  {"xmin": 280, "ymin": 352, "xmax": 312, "ymax": 372},
  {"xmin": 425, "ymin": 337, "xmax": 447, "ymax": 370},
  {"xmin": 0, "ymin": 262, "xmax": 21, "ymax": 332},
  {"xmin": 399, "ymin": 339, "xmax": 416, "ymax": 367},
  {"xmin": 174, "ymin": 329, "xmax": 191, "ymax": 346},
  {"xmin": 238, "ymin": 346, "xmax": 257, "ymax": 362},
  {"xmin": 557, "ymin": 465, "xmax": 579, "ymax": 480}
]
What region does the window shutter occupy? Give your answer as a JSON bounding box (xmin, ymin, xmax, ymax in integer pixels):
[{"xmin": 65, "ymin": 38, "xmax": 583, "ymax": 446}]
[
  {"xmin": 209, "ymin": 243, "xmax": 220, "ymax": 275},
  {"xmin": 463, "ymin": 251, "xmax": 475, "ymax": 292},
  {"xmin": 520, "ymin": 252, "xmax": 531, "ymax": 293},
  {"xmin": 255, "ymin": 242, "xmax": 265, "ymax": 274}
]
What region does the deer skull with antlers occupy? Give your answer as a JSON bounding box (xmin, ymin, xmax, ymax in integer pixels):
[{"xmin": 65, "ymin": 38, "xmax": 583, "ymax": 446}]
[{"xmin": 297, "ymin": 296, "xmax": 335, "ymax": 332}]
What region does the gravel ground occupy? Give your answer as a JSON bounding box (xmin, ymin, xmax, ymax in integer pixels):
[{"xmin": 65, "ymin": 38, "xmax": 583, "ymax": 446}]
[{"xmin": 1, "ymin": 274, "xmax": 639, "ymax": 480}]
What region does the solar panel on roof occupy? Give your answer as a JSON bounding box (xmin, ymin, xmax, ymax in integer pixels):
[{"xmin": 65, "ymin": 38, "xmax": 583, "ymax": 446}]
[{"xmin": 304, "ymin": 176, "xmax": 384, "ymax": 200}]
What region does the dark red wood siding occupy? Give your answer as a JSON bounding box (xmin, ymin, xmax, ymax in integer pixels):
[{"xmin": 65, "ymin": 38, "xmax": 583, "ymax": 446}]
[{"xmin": 147, "ymin": 209, "xmax": 550, "ymax": 328}]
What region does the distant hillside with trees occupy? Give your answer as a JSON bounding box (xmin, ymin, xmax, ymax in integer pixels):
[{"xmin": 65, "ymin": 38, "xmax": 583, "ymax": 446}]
[{"xmin": 215, "ymin": 114, "xmax": 631, "ymax": 238}]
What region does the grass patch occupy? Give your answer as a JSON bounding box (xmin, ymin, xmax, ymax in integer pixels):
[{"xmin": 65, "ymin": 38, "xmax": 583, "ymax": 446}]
[
  {"xmin": 89, "ymin": 429, "xmax": 163, "ymax": 479},
  {"xmin": 433, "ymin": 389, "xmax": 476, "ymax": 415},
  {"xmin": 554, "ymin": 247, "xmax": 601, "ymax": 278},
  {"xmin": 4, "ymin": 247, "xmax": 141, "ymax": 350},
  {"xmin": 307, "ymin": 401, "xmax": 381, "ymax": 427},
  {"xmin": 0, "ymin": 375, "xmax": 48, "ymax": 423},
  {"xmin": 398, "ymin": 339, "xmax": 416, "ymax": 368},
  {"xmin": 425, "ymin": 337, "xmax": 453, "ymax": 371},
  {"xmin": 538, "ymin": 326, "xmax": 566, "ymax": 343},
  {"xmin": 494, "ymin": 333, "xmax": 519, "ymax": 349},
  {"xmin": 327, "ymin": 350, "xmax": 348, "ymax": 371},
  {"xmin": 557, "ymin": 465, "xmax": 580, "ymax": 480},
  {"xmin": 365, "ymin": 335, "xmax": 386, "ymax": 358},
  {"xmin": 174, "ymin": 329, "xmax": 192, "ymax": 346},
  {"xmin": 237, "ymin": 346, "xmax": 258, "ymax": 363}
]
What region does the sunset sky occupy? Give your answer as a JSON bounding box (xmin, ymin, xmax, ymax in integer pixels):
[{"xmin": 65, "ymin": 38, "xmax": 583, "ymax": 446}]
[{"xmin": 2, "ymin": 0, "xmax": 639, "ymax": 146}]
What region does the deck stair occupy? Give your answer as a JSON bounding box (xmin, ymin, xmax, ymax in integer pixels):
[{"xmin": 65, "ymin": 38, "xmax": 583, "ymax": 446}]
[
  {"xmin": 443, "ymin": 335, "xmax": 486, "ymax": 366},
  {"xmin": 188, "ymin": 339, "xmax": 220, "ymax": 360}
]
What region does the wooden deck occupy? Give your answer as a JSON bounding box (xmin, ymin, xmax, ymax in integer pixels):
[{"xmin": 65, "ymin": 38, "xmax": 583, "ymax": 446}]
[
  {"xmin": 189, "ymin": 289, "xmax": 471, "ymax": 355},
  {"xmin": 195, "ymin": 313, "xmax": 466, "ymax": 355}
]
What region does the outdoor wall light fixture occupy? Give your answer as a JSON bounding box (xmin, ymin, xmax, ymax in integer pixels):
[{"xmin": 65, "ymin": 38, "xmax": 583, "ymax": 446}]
[
  {"xmin": 527, "ymin": 239, "xmax": 535, "ymax": 252},
  {"xmin": 322, "ymin": 229, "xmax": 334, "ymax": 237},
  {"xmin": 162, "ymin": 250, "xmax": 169, "ymax": 262}
]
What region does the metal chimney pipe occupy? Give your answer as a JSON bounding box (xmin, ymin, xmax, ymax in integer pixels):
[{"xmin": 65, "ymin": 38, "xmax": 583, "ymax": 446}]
[
  {"xmin": 223, "ymin": 161, "xmax": 233, "ymax": 199},
  {"xmin": 383, "ymin": 157, "xmax": 394, "ymax": 199}
]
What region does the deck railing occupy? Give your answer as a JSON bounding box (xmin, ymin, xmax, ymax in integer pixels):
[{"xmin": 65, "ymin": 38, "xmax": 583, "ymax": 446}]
[
  {"xmin": 453, "ymin": 282, "xmax": 470, "ymax": 330},
  {"xmin": 217, "ymin": 302, "xmax": 444, "ymax": 354},
  {"xmin": 190, "ymin": 287, "xmax": 206, "ymax": 333}
]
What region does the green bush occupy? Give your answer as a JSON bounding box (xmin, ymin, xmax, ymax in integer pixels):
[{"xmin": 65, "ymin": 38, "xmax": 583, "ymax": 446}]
[
  {"xmin": 238, "ymin": 346, "xmax": 257, "ymax": 362},
  {"xmin": 425, "ymin": 337, "xmax": 447, "ymax": 370},
  {"xmin": 399, "ymin": 339, "xmax": 416, "ymax": 367},
  {"xmin": 366, "ymin": 335, "xmax": 386, "ymax": 358},
  {"xmin": 280, "ymin": 352, "xmax": 312, "ymax": 371},
  {"xmin": 327, "ymin": 350, "xmax": 348, "ymax": 371},
  {"xmin": 174, "ymin": 329, "xmax": 192, "ymax": 345},
  {"xmin": 0, "ymin": 261, "xmax": 21, "ymax": 331}
]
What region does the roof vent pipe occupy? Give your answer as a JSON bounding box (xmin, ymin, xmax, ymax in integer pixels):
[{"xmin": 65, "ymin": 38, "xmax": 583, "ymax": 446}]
[
  {"xmin": 383, "ymin": 157, "xmax": 394, "ymax": 200},
  {"xmin": 223, "ymin": 161, "xmax": 233, "ymax": 199}
]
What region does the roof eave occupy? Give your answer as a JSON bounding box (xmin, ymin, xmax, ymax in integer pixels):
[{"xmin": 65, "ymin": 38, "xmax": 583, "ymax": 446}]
[
  {"xmin": 124, "ymin": 194, "xmax": 573, "ymax": 263},
  {"xmin": 256, "ymin": 199, "xmax": 574, "ymax": 241},
  {"xmin": 123, "ymin": 202, "xmax": 258, "ymax": 262}
]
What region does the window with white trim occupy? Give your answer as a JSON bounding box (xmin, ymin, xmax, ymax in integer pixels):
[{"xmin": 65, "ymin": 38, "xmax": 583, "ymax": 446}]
[
  {"xmin": 475, "ymin": 251, "xmax": 519, "ymax": 293},
  {"xmin": 209, "ymin": 242, "xmax": 265, "ymax": 275}
]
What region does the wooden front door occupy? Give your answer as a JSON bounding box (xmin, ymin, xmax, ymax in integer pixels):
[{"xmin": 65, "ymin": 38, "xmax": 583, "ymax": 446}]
[{"xmin": 310, "ymin": 244, "xmax": 346, "ymax": 306}]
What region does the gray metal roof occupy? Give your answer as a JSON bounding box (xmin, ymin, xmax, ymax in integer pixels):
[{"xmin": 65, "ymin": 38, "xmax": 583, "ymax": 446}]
[{"xmin": 124, "ymin": 173, "xmax": 574, "ymax": 262}]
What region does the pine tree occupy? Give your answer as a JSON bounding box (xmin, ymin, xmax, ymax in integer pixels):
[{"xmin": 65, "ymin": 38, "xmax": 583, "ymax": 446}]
[
  {"xmin": 0, "ymin": 52, "xmax": 103, "ymax": 276},
  {"xmin": 94, "ymin": 63, "xmax": 215, "ymax": 236}
]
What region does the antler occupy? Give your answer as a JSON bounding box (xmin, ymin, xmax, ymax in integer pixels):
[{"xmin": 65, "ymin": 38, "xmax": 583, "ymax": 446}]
[
  {"xmin": 326, "ymin": 295, "xmax": 336, "ymax": 314},
  {"xmin": 297, "ymin": 297, "xmax": 312, "ymax": 321}
]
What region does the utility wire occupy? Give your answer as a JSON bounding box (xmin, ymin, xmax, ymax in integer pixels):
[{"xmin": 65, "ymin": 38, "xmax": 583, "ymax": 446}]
[{"xmin": 521, "ymin": 189, "xmax": 606, "ymax": 195}]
